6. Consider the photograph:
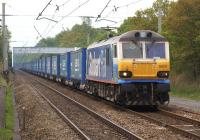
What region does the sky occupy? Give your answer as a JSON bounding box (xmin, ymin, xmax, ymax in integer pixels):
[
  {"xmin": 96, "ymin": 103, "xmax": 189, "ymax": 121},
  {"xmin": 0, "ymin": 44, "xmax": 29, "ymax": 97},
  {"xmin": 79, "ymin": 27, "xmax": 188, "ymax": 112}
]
[{"xmin": 1, "ymin": 0, "xmax": 156, "ymax": 48}]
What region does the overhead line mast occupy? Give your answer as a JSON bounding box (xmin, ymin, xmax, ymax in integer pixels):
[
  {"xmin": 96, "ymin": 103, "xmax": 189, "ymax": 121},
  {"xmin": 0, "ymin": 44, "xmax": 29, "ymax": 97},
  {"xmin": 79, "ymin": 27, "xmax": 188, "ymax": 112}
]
[
  {"xmin": 2, "ymin": 3, "xmax": 9, "ymax": 76},
  {"xmin": 158, "ymin": 0, "xmax": 163, "ymax": 33}
]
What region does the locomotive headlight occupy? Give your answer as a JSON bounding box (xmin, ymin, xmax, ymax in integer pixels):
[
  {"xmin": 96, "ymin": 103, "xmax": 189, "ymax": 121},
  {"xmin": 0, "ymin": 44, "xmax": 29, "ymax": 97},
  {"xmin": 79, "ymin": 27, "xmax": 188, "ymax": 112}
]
[
  {"xmin": 157, "ymin": 71, "xmax": 169, "ymax": 78},
  {"xmin": 119, "ymin": 71, "xmax": 132, "ymax": 78},
  {"xmin": 123, "ymin": 72, "xmax": 128, "ymax": 77}
]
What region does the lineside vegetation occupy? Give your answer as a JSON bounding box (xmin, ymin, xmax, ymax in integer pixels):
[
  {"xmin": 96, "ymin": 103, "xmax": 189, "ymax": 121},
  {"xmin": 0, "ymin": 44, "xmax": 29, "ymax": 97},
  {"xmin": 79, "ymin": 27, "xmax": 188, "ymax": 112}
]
[{"xmin": 0, "ymin": 35, "xmax": 14, "ymax": 139}]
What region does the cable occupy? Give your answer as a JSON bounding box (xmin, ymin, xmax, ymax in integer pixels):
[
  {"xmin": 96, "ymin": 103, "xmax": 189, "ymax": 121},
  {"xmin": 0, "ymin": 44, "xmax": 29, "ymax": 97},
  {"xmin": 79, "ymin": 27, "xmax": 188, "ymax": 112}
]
[
  {"xmin": 34, "ymin": 26, "xmax": 44, "ymax": 39},
  {"xmin": 104, "ymin": 0, "xmax": 144, "ymax": 19},
  {"xmin": 33, "ymin": 0, "xmax": 91, "ymax": 39},
  {"xmin": 36, "ymin": 0, "xmax": 53, "ymax": 20},
  {"xmin": 96, "ymin": 18, "xmax": 117, "ymax": 23},
  {"xmin": 59, "ymin": 0, "xmax": 72, "ymax": 7},
  {"xmin": 108, "ymin": 19, "xmax": 124, "ymax": 27},
  {"xmin": 59, "ymin": 0, "xmax": 90, "ymax": 22},
  {"xmin": 0, "ymin": 14, "xmax": 97, "ymax": 18},
  {"xmin": 0, "ymin": 14, "xmax": 138, "ymax": 19},
  {"xmin": 118, "ymin": 0, "xmax": 144, "ymax": 8},
  {"xmin": 95, "ymin": 0, "xmax": 112, "ymax": 22},
  {"xmin": 104, "ymin": 5, "xmax": 117, "ymax": 18},
  {"xmin": 45, "ymin": 0, "xmax": 91, "ymax": 36},
  {"xmin": 41, "ymin": 8, "xmax": 59, "ymax": 37}
]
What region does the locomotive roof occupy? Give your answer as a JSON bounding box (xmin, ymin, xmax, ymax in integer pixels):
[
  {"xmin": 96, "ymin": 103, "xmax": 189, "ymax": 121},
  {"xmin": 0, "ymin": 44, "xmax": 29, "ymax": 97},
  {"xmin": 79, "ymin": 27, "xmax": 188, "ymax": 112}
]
[
  {"xmin": 119, "ymin": 30, "xmax": 167, "ymax": 42},
  {"xmin": 87, "ymin": 30, "xmax": 167, "ymax": 49}
]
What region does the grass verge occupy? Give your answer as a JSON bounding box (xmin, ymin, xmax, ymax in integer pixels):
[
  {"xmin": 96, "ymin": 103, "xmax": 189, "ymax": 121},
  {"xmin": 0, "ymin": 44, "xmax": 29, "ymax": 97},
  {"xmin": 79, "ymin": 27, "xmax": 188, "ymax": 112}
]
[
  {"xmin": 171, "ymin": 86, "xmax": 200, "ymax": 101},
  {"xmin": 170, "ymin": 73, "xmax": 200, "ymax": 101},
  {"xmin": 0, "ymin": 79, "xmax": 14, "ymax": 140}
]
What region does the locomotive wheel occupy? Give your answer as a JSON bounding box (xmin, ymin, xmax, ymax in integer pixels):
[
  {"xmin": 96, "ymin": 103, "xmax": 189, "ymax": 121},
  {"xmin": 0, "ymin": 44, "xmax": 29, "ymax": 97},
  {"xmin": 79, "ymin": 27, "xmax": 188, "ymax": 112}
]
[
  {"xmin": 152, "ymin": 105, "xmax": 158, "ymax": 111},
  {"xmin": 114, "ymin": 86, "xmax": 125, "ymax": 106},
  {"xmin": 110, "ymin": 89, "xmax": 114, "ymax": 102}
]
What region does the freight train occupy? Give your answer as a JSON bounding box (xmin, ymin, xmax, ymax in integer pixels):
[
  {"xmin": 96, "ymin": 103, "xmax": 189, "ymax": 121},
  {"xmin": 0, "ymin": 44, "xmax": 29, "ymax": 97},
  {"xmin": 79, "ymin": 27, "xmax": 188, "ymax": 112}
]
[{"xmin": 22, "ymin": 30, "xmax": 170, "ymax": 106}]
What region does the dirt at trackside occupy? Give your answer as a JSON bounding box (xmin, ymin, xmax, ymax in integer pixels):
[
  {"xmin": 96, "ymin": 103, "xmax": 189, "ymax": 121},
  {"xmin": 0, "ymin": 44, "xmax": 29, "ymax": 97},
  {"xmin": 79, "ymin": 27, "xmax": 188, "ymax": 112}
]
[{"xmin": 14, "ymin": 73, "xmax": 80, "ymax": 140}]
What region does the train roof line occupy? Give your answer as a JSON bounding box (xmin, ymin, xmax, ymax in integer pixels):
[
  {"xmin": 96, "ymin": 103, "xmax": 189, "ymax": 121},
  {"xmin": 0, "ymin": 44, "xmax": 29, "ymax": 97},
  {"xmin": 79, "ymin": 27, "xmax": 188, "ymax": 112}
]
[{"xmin": 87, "ymin": 30, "xmax": 167, "ymax": 49}]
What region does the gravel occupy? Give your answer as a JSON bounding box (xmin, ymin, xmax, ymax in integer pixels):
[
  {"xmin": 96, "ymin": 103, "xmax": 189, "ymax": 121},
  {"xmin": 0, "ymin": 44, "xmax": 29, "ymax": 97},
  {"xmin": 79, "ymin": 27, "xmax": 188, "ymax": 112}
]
[
  {"xmin": 14, "ymin": 72, "xmax": 81, "ymax": 140},
  {"xmin": 33, "ymin": 81, "xmax": 128, "ymax": 140}
]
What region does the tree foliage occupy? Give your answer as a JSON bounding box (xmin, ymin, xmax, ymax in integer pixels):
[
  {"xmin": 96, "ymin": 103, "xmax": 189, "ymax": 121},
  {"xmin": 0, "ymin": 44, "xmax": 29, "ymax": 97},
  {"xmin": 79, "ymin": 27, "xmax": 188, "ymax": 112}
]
[
  {"xmin": 118, "ymin": 0, "xmax": 172, "ymax": 34},
  {"xmin": 36, "ymin": 19, "xmax": 112, "ymax": 48},
  {"xmin": 35, "ymin": 37, "xmax": 58, "ymax": 47},
  {"xmin": 166, "ymin": 0, "xmax": 200, "ymax": 79}
]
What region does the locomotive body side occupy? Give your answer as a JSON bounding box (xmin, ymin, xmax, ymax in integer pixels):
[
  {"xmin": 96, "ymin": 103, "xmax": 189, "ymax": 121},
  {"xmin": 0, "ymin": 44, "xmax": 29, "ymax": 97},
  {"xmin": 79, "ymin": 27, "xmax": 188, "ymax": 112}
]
[
  {"xmin": 87, "ymin": 44, "xmax": 114, "ymax": 83},
  {"xmin": 86, "ymin": 37, "xmax": 120, "ymax": 100}
]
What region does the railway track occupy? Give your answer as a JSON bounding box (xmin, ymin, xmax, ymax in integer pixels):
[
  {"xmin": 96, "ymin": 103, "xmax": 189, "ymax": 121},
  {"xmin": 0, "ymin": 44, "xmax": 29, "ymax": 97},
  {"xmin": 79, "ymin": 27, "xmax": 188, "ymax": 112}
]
[
  {"xmin": 158, "ymin": 108, "xmax": 200, "ymax": 126},
  {"xmin": 128, "ymin": 108, "xmax": 200, "ymax": 140},
  {"xmin": 43, "ymin": 80, "xmax": 200, "ymax": 140},
  {"xmin": 29, "ymin": 77, "xmax": 143, "ymax": 140},
  {"xmin": 160, "ymin": 106, "xmax": 200, "ymax": 118},
  {"xmin": 21, "ymin": 71, "xmax": 200, "ymax": 139}
]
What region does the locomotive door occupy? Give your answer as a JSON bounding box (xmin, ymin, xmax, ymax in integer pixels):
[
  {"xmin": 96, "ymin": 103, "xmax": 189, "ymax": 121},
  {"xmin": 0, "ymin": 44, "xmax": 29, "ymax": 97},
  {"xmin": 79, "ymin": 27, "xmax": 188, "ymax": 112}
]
[
  {"xmin": 105, "ymin": 45, "xmax": 113, "ymax": 80},
  {"xmin": 112, "ymin": 44, "xmax": 118, "ymax": 81}
]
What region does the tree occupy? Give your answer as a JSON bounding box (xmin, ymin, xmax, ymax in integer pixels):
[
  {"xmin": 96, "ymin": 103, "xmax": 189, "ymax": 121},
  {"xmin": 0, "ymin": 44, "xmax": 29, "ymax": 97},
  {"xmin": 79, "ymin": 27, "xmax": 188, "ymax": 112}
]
[
  {"xmin": 118, "ymin": 0, "xmax": 173, "ymax": 34},
  {"xmin": 166, "ymin": 0, "xmax": 200, "ymax": 79},
  {"xmin": 54, "ymin": 21, "xmax": 110, "ymax": 48},
  {"xmin": 35, "ymin": 37, "xmax": 58, "ymax": 47}
]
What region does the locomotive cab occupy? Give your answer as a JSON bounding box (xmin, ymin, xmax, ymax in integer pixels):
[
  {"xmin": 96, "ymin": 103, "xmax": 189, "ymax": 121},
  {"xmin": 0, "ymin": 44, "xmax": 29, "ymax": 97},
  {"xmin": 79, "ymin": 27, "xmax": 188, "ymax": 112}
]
[
  {"xmin": 115, "ymin": 31, "xmax": 170, "ymax": 105},
  {"xmin": 118, "ymin": 40, "xmax": 170, "ymax": 79}
]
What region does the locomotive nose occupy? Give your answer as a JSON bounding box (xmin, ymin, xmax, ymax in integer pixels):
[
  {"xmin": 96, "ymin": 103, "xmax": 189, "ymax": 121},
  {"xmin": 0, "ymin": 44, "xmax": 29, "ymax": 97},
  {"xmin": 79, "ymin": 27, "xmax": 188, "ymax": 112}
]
[
  {"xmin": 118, "ymin": 59, "xmax": 170, "ymax": 79},
  {"xmin": 132, "ymin": 61, "xmax": 157, "ymax": 77}
]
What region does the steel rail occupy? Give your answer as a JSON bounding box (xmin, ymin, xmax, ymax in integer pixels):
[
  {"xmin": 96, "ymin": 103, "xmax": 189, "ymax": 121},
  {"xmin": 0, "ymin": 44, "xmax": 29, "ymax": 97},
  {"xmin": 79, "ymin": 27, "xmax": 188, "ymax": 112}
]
[
  {"xmin": 31, "ymin": 84, "xmax": 91, "ymax": 140},
  {"xmin": 160, "ymin": 106, "xmax": 200, "ymax": 116},
  {"xmin": 127, "ymin": 109, "xmax": 200, "ymax": 140},
  {"xmin": 35, "ymin": 79, "xmax": 143, "ymax": 140},
  {"xmin": 158, "ymin": 108, "xmax": 200, "ymax": 126}
]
